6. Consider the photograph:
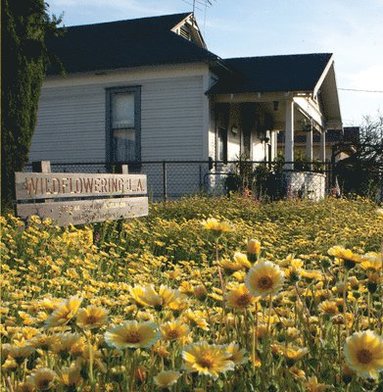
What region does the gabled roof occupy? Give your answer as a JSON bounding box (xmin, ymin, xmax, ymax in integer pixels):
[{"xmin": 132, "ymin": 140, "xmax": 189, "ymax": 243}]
[
  {"xmin": 47, "ymin": 13, "xmax": 218, "ymax": 75},
  {"xmin": 208, "ymin": 53, "xmax": 333, "ymax": 94}
]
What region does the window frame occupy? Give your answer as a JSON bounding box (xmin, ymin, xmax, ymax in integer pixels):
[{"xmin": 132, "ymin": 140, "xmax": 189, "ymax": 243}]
[{"xmin": 106, "ymin": 86, "xmax": 141, "ymax": 164}]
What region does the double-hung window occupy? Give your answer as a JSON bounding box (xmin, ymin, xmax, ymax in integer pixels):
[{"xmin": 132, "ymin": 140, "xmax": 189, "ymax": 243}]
[{"xmin": 106, "ymin": 86, "xmax": 141, "ymax": 163}]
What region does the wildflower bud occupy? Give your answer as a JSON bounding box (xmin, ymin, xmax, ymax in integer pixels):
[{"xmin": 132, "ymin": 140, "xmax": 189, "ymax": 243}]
[
  {"xmin": 367, "ymin": 281, "xmax": 378, "ymax": 294},
  {"xmin": 342, "ymin": 365, "xmax": 354, "ymax": 385},
  {"xmin": 135, "ymin": 366, "xmax": 147, "ymax": 384},
  {"xmin": 110, "ymin": 366, "xmax": 126, "ymax": 383},
  {"xmin": 247, "ymin": 239, "xmax": 261, "ymax": 262},
  {"xmin": 332, "ymin": 314, "xmax": 345, "ymax": 325},
  {"xmin": 344, "ymin": 259, "xmax": 356, "ymax": 270},
  {"xmin": 193, "ymin": 285, "xmax": 207, "ymax": 301}
]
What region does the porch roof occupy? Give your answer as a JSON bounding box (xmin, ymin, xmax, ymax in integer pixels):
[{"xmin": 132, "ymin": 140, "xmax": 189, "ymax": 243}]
[{"xmin": 208, "ymin": 53, "xmax": 333, "ymax": 94}]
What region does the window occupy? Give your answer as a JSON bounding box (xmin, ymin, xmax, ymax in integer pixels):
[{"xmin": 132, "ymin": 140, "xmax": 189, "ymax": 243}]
[{"xmin": 106, "ymin": 86, "xmax": 141, "ymax": 163}]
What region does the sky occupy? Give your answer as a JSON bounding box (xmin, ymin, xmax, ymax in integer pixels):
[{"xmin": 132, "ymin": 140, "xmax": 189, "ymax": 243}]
[{"xmin": 47, "ymin": 0, "xmax": 383, "ymax": 127}]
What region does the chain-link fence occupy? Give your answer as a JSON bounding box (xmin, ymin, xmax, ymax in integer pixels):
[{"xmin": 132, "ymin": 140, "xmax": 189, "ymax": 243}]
[{"xmin": 23, "ymin": 160, "xmax": 338, "ymax": 201}]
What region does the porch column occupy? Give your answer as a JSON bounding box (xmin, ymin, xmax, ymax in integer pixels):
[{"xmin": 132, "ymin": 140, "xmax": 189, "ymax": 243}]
[
  {"xmin": 320, "ymin": 129, "xmax": 326, "ymax": 161},
  {"xmin": 305, "ymin": 128, "xmax": 313, "ymax": 169},
  {"xmin": 284, "ymin": 99, "xmax": 294, "ymax": 170},
  {"xmin": 270, "ymin": 131, "xmax": 278, "ymax": 161}
]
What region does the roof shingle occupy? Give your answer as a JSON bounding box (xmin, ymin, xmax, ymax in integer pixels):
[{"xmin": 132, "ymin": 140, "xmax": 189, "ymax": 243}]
[
  {"xmin": 209, "ymin": 53, "xmax": 333, "ymax": 94},
  {"xmin": 48, "ymin": 13, "xmax": 218, "ymax": 75}
]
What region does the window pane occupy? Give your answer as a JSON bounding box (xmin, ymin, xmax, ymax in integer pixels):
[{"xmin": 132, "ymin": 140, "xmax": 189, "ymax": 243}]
[
  {"xmin": 113, "ymin": 129, "xmax": 136, "ymax": 162},
  {"xmin": 112, "ymin": 93, "xmax": 134, "ymax": 128}
]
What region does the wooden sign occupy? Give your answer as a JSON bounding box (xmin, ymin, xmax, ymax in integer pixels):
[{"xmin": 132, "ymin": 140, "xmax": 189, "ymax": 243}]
[
  {"xmin": 15, "ymin": 173, "xmax": 147, "ymax": 200},
  {"xmin": 15, "ymin": 162, "xmax": 148, "ymax": 226}
]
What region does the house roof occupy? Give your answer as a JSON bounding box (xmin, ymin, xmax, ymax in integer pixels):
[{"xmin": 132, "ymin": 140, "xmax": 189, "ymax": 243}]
[
  {"xmin": 47, "ymin": 13, "xmax": 218, "ymax": 75},
  {"xmin": 208, "ymin": 53, "xmax": 333, "ymax": 94}
]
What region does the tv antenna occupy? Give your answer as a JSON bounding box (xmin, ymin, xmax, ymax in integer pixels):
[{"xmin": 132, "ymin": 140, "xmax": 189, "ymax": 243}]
[{"xmin": 182, "ymin": 0, "xmax": 216, "ymax": 33}]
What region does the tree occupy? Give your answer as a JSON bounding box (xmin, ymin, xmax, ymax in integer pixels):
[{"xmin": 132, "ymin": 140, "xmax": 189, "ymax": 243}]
[
  {"xmin": 1, "ymin": 0, "xmax": 61, "ymax": 210},
  {"xmin": 335, "ymin": 114, "xmax": 383, "ymax": 200}
]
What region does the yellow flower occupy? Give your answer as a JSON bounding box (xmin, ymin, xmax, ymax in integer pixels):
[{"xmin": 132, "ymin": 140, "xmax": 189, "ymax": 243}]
[
  {"xmin": 45, "ymin": 296, "xmax": 82, "ymax": 328},
  {"xmin": 182, "ymin": 341, "xmax": 234, "ymax": 379},
  {"xmin": 318, "ymin": 300, "xmax": 339, "ymax": 316},
  {"xmin": 153, "ymin": 370, "xmax": 181, "ymax": 389},
  {"xmin": 361, "ymin": 252, "xmax": 382, "ymax": 271},
  {"xmin": 245, "ymin": 261, "xmax": 284, "ymax": 297},
  {"xmin": 76, "ymin": 305, "xmax": 108, "ymax": 329},
  {"xmin": 219, "ymin": 257, "xmax": 245, "ymax": 272},
  {"xmin": 226, "ymin": 343, "xmax": 248, "ymax": 365},
  {"xmin": 328, "ymin": 246, "xmax": 362, "ymax": 268},
  {"xmin": 247, "ymin": 239, "xmax": 261, "ymax": 255},
  {"xmin": 225, "ymin": 284, "xmax": 257, "ymax": 309},
  {"xmin": 160, "ymin": 319, "xmax": 190, "ymax": 342},
  {"xmin": 233, "ymin": 252, "xmax": 251, "ymax": 268},
  {"xmin": 15, "ymin": 380, "xmax": 35, "ymax": 392},
  {"xmin": 344, "ymin": 330, "xmax": 383, "ymax": 379},
  {"xmin": 201, "ymin": 218, "xmax": 231, "ymax": 233},
  {"xmin": 304, "ymin": 376, "xmax": 329, "ymax": 391},
  {"xmin": 129, "ymin": 285, "xmax": 184, "ymax": 310},
  {"xmin": 182, "ymin": 310, "xmax": 209, "ymax": 331},
  {"xmin": 6, "ymin": 344, "xmax": 35, "ymax": 362},
  {"xmin": 272, "ymin": 344, "xmax": 309, "ymax": 366},
  {"xmin": 105, "ymin": 320, "xmax": 160, "ymax": 349},
  {"xmin": 28, "ymin": 368, "xmax": 57, "ymax": 391},
  {"xmin": 59, "ymin": 362, "xmax": 82, "ymax": 387},
  {"xmin": 51, "ymin": 333, "xmax": 86, "ymax": 357}
]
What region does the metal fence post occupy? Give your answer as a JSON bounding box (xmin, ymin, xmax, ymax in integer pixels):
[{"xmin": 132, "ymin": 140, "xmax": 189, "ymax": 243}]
[
  {"xmin": 162, "ymin": 161, "xmax": 168, "ymax": 201},
  {"xmin": 199, "ymin": 165, "xmax": 203, "ymax": 192}
]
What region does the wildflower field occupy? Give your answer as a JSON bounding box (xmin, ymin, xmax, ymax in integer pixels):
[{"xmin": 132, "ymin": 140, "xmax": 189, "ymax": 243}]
[{"xmin": 1, "ymin": 196, "xmax": 383, "ymax": 391}]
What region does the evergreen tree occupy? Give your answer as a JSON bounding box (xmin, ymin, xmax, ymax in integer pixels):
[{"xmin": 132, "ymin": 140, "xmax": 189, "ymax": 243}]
[{"xmin": 1, "ymin": 0, "xmax": 61, "ymax": 210}]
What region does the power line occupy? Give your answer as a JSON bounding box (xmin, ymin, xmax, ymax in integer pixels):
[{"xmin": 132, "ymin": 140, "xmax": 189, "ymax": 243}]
[{"xmin": 339, "ymin": 88, "xmax": 383, "ymax": 93}]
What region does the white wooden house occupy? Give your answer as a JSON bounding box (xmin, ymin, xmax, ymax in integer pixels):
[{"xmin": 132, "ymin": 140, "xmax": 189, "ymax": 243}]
[{"xmin": 30, "ymin": 12, "xmax": 342, "ymax": 198}]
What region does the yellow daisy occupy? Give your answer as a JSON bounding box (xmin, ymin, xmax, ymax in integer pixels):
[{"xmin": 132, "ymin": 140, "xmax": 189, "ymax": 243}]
[
  {"xmin": 45, "ymin": 296, "xmax": 82, "ymax": 328},
  {"xmin": 328, "ymin": 246, "xmax": 362, "ymax": 269},
  {"xmin": 59, "ymin": 362, "xmax": 83, "ymax": 388},
  {"xmin": 318, "ymin": 300, "xmax": 339, "ymax": 316},
  {"xmin": 129, "ymin": 285, "xmax": 184, "ymax": 310},
  {"xmin": 247, "ymin": 239, "xmax": 261, "ymax": 256},
  {"xmin": 225, "ymin": 284, "xmax": 257, "ymax": 309},
  {"xmin": 160, "ymin": 319, "xmax": 190, "ymax": 342},
  {"xmin": 304, "ymin": 376, "xmax": 329, "ymax": 391},
  {"xmin": 245, "ymin": 261, "xmax": 284, "ymax": 297},
  {"xmin": 153, "ymin": 370, "xmax": 181, "ymax": 389},
  {"xmin": 104, "ymin": 320, "xmax": 160, "ymax": 349},
  {"xmin": 182, "ymin": 341, "xmax": 234, "ymax": 379},
  {"xmin": 360, "ymin": 252, "xmax": 382, "ymax": 271},
  {"xmin": 226, "ymin": 342, "xmax": 248, "ymax": 365},
  {"xmin": 76, "ymin": 305, "xmax": 108, "ymax": 329},
  {"xmin": 28, "ymin": 368, "xmax": 57, "ymax": 391},
  {"xmin": 201, "ymin": 218, "xmax": 231, "ymax": 233},
  {"xmin": 344, "ymin": 330, "xmax": 383, "ymax": 379}
]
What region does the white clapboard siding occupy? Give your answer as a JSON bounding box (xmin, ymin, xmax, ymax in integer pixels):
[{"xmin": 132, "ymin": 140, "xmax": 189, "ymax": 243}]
[{"xmin": 30, "ymin": 68, "xmax": 207, "ymax": 163}]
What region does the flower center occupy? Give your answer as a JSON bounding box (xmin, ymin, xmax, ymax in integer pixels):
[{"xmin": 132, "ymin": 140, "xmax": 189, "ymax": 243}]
[
  {"xmin": 167, "ymin": 330, "xmax": 180, "ymax": 340},
  {"xmin": 357, "ymin": 349, "xmax": 372, "ymax": 364},
  {"xmin": 125, "ymin": 331, "xmax": 141, "ymax": 344},
  {"xmin": 198, "ymin": 354, "xmax": 214, "ymax": 369},
  {"xmin": 86, "ymin": 315, "xmax": 98, "ymax": 324},
  {"xmin": 236, "ymin": 294, "xmax": 251, "ymax": 307},
  {"xmin": 257, "ymin": 276, "xmax": 273, "ymax": 290}
]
